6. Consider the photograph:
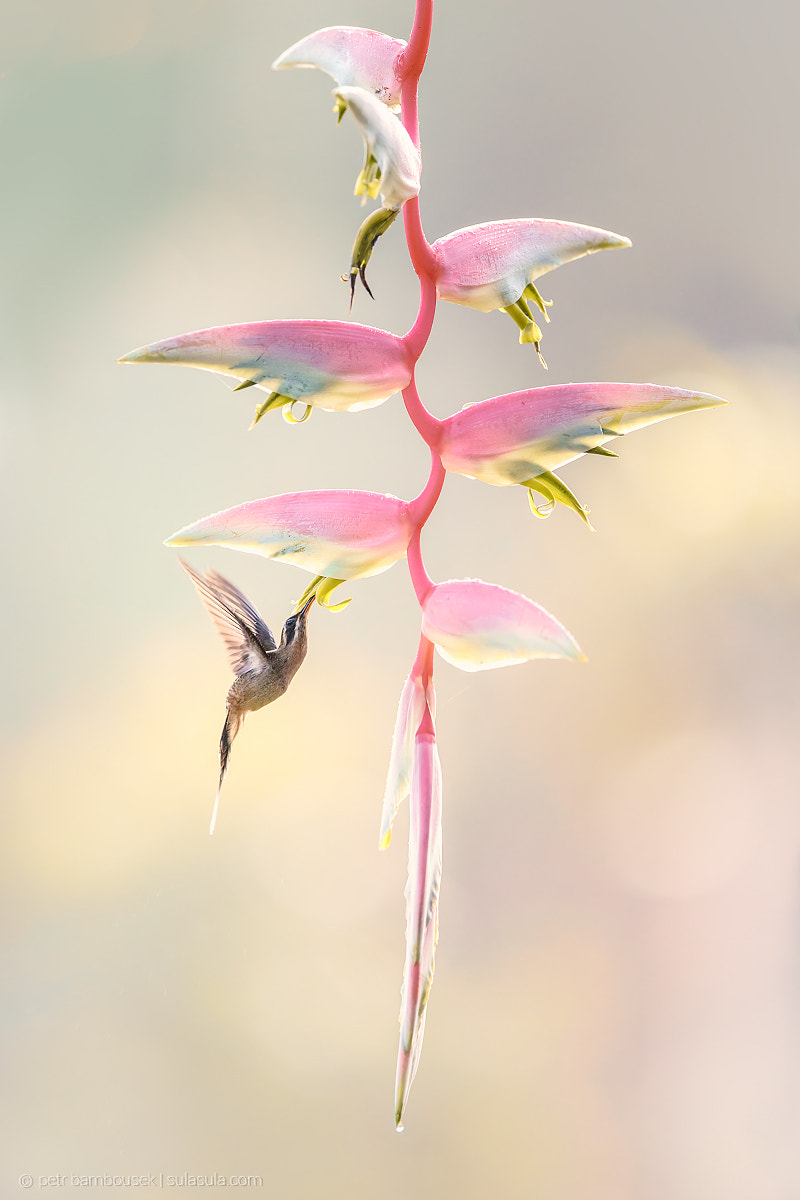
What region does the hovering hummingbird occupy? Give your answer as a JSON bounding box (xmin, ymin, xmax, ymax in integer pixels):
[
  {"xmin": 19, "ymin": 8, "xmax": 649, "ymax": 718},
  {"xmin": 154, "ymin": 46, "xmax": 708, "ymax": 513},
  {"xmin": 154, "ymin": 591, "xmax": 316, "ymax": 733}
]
[{"xmin": 179, "ymin": 559, "xmax": 314, "ymax": 834}]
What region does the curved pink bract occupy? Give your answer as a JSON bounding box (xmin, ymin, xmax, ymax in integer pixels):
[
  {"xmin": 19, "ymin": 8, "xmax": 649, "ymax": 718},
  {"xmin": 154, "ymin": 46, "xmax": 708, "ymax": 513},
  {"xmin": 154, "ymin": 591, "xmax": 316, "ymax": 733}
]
[
  {"xmin": 440, "ymin": 382, "xmax": 727, "ymax": 485},
  {"xmin": 432, "ymin": 218, "xmax": 631, "ymax": 311},
  {"xmin": 273, "ymin": 26, "xmax": 407, "ymax": 106},
  {"xmin": 421, "ymin": 579, "xmax": 584, "ymax": 671},
  {"xmin": 120, "ymin": 320, "xmax": 414, "ymax": 413},
  {"xmin": 165, "ymin": 489, "xmax": 415, "ymax": 581}
]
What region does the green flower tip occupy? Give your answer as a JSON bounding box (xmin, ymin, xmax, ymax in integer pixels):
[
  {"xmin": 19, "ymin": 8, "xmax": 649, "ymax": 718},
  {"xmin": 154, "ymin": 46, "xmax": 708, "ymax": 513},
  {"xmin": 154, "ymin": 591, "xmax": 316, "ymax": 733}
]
[
  {"xmin": 347, "ymin": 206, "xmax": 400, "ymax": 306},
  {"xmin": 294, "ymin": 575, "xmax": 352, "ymax": 614},
  {"xmin": 249, "ymin": 391, "xmax": 292, "ymax": 428},
  {"xmin": 354, "ymin": 152, "xmax": 382, "ymax": 202},
  {"xmin": 247, "ymin": 392, "xmax": 315, "ymax": 429},
  {"xmin": 524, "ymin": 470, "xmax": 594, "ymax": 530},
  {"xmin": 503, "ymin": 287, "xmax": 555, "ymax": 367}
]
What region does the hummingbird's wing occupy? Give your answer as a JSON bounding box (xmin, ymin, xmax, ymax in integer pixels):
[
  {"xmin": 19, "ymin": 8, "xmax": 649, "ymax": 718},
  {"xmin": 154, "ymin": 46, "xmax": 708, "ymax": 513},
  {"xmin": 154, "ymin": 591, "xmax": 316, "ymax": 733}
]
[{"xmin": 179, "ymin": 559, "xmax": 278, "ymax": 672}]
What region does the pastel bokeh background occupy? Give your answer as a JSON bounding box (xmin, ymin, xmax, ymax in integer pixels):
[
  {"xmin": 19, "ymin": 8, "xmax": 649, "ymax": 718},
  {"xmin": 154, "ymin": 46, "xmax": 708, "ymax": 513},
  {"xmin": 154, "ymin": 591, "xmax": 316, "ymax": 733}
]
[{"xmin": 3, "ymin": 0, "xmax": 800, "ymax": 1195}]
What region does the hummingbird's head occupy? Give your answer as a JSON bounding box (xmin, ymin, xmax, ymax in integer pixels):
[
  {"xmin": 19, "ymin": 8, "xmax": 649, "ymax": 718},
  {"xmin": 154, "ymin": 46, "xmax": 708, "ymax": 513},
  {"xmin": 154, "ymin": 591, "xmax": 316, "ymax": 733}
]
[{"xmin": 280, "ymin": 593, "xmax": 314, "ymax": 648}]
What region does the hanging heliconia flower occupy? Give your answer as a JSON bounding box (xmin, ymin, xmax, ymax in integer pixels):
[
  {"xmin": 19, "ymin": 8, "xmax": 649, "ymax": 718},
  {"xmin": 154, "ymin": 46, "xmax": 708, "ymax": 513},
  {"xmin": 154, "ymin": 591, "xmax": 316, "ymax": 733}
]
[{"xmin": 124, "ymin": 0, "xmax": 729, "ymax": 1132}]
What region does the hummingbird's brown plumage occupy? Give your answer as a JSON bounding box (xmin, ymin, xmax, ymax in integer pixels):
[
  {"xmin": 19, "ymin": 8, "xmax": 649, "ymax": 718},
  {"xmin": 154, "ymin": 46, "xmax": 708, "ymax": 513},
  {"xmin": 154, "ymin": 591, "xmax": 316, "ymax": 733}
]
[{"xmin": 179, "ymin": 559, "xmax": 314, "ymax": 833}]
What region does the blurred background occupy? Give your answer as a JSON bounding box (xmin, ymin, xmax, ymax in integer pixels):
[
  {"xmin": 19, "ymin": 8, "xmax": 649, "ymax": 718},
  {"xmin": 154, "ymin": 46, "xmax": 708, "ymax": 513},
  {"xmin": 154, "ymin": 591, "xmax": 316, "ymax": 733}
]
[{"xmin": 2, "ymin": 0, "xmax": 799, "ymax": 1195}]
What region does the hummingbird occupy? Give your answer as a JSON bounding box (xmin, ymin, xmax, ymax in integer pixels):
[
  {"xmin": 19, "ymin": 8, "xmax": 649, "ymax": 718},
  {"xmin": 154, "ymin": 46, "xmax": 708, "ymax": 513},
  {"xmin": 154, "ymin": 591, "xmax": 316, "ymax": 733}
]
[{"xmin": 179, "ymin": 558, "xmax": 314, "ymax": 834}]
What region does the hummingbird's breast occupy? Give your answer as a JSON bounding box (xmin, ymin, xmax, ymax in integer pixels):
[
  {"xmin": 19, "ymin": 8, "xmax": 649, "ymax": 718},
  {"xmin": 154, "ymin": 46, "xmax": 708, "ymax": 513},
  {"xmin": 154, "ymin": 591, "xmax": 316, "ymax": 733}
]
[
  {"xmin": 228, "ymin": 667, "xmax": 290, "ymax": 714},
  {"xmin": 226, "ymin": 630, "xmax": 308, "ymax": 715}
]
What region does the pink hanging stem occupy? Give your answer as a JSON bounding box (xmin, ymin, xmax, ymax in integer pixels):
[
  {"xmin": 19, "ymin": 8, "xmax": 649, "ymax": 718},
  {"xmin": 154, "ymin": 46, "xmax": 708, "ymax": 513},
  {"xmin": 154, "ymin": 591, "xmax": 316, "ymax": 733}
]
[
  {"xmin": 398, "ymin": 0, "xmax": 442, "ymax": 622},
  {"xmin": 406, "ymin": 528, "xmax": 434, "ymax": 607},
  {"xmin": 408, "ymin": 446, "xmax": 445, "ymax": 529},
  {"xmin": 399, "ymin": 0, "xmax": 438, "ymax": 285},
  {"xmin": 401, "ymin": 373, "xmax": 441, "ymax": 446},
  {"xmin": 404, "ymin": 273, "xmax": 437, "ymax": 360}
]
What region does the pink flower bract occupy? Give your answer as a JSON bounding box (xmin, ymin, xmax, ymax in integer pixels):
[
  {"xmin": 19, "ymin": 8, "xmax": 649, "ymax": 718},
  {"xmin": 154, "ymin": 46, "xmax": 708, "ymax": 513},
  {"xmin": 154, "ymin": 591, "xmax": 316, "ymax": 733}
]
[
  {"xmin": 119, "ymin": 320, "xmax": 414, "ymax": 414},
  {"xmin": 165, "ymin": 490, "xmax": 416, "ymax": 581},
  {"xmin": 273, "ymin": 26, "xmax": 407, "ymax": 107},
  {"xmin": 432, "ymin": 218, "xmax": 631, "ymax": 313},
  {"xmin": 439, "ymin": 382, "xmax": 727, "ymax": 486},
  {"xmin": 421, "ymin": 579, "xmax": 584, "ymax": 671}
]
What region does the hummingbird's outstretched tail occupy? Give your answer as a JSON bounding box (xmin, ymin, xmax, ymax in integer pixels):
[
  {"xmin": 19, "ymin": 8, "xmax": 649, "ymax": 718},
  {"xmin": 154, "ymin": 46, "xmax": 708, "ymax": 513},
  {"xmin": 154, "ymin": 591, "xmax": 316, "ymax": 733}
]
[
  {"xmin": 210, "ymin": 707, "xmax": 243, "ymax": 835},
  {"xmin": 179, "ymin": 559, "xmax": 314, "ymax": 834}
]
